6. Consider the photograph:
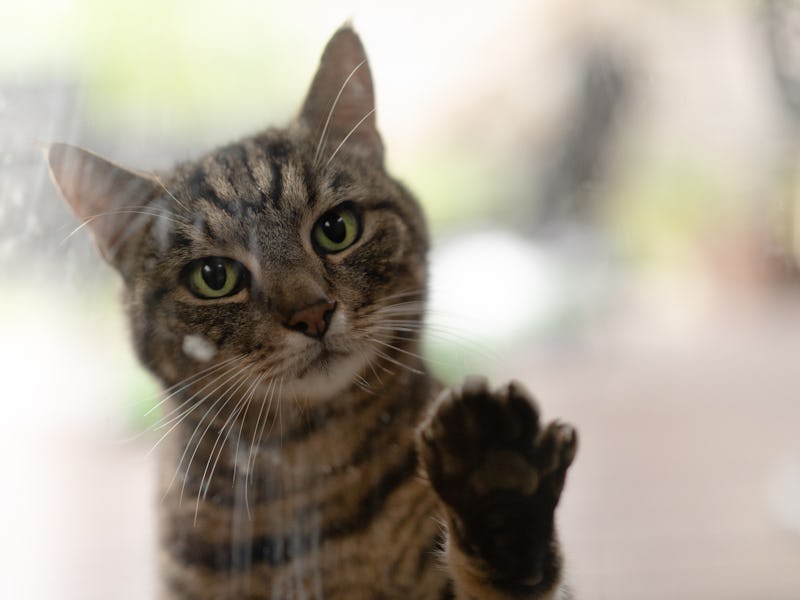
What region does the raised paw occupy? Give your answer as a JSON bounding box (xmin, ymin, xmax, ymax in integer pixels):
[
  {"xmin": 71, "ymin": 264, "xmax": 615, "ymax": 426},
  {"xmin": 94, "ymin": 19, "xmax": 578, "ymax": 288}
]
[{"xmin": 416, "ymin": 376, "xmax": 577, "ymax": 585}]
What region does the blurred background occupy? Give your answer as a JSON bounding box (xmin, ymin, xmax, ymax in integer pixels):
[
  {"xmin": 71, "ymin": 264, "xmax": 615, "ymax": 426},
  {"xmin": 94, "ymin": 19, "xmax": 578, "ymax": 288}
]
[{"xmin": 3, "ymin": 0, "xmax": 800, "ymax": 598}]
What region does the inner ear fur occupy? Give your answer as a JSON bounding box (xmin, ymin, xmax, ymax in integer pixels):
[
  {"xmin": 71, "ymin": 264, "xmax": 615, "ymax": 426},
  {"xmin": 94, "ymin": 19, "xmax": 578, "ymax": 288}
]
[
  {"xmin": 299, "ymin": 25, "xmax": 384, "ymax": 162},
  {"xmin": 48, "ymin": 143, "xmax": 160, "ymax": 266}
]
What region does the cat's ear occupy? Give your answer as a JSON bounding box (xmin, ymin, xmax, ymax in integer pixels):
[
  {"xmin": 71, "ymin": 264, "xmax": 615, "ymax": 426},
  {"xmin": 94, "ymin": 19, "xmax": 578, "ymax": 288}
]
[
  {"xmin": 300, "ymin": 25, "xmax": 384, "ymax": 162},
  {"xmin": 47, "ymin": 143, "xmax": 159, "ymax": 266}
]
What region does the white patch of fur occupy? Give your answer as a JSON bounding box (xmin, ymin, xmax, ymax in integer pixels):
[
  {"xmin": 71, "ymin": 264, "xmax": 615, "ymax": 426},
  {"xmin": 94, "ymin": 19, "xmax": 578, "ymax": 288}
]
[
  {"xmin": 182, "ymin": 334, "xmax": 217, "ymax": 362},
  {"xmin": 279, "ymin": 310, "xmax": 372, "ymax": 401},
  {"xmin": 282, "ymin": 351, "xmax": 369, "ymax": 401}
]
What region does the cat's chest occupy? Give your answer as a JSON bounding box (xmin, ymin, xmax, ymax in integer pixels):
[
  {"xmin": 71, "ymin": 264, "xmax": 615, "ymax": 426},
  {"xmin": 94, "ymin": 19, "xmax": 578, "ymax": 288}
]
[
  {"xmin": 159, "ymin": 445, "xmax": 440, "ymax": 599},
  {"xmin": 155, "ymin": 375, "xmax": 438, "ymax": 596},
  {"xmin": 159, "ymin": 388, "xmax": 421, "ymax": 517},
  {"xmin": 151, "ymin": 349, "xmax": 440, "ymax": 598}
]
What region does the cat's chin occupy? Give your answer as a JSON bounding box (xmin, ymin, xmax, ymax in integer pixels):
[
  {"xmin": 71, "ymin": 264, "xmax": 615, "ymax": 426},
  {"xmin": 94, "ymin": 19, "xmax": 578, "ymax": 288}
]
[
  {"xmin": 275, "ymin": 310, "xmax": 372, "ymax": 402},
  {"xmin": 282, "ymin": 350, "xmax": 369, "ymax": 402}
]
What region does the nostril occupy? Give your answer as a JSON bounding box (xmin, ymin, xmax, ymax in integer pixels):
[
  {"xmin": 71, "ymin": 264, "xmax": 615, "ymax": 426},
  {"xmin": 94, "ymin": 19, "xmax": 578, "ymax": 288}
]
[
  {"xmin": 287, "ymin": 300, "xmax": 337, "ymax": 339},
  {"xmin": 290, "ymin": 321, "xmax": 309, "ymax": 334}
]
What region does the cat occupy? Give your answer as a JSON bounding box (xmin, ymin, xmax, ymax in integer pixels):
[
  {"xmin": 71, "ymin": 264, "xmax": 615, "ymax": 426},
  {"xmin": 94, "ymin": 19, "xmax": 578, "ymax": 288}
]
[{"xmin": 48, "ymin": 25, "xmax": 577, "ymax": 600}]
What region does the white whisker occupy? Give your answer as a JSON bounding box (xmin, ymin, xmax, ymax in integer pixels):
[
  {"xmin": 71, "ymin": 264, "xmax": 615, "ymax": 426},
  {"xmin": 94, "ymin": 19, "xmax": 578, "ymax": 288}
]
[
  {"xmin": 149, "ymin": 358, "xmax": 246, "ymax": 436},
  {"xmin": 200, "ymin": 371, "xmax": 266, "ymax": 505},
  {"xmin": 231, "ymin": 372, "xmax": 269, "ymax": 488},
  {"xmin": 277, "ymin": 377, "xmax": 286, "ymax": 444},
  {"xmin": 160, "ymin": 362, "xmax": 252, "ymax": 502},
  {"xmin": 182, "ymin": 368, "xmax": 254, "ymax": 517},
  {"xmin": 151, "ymin": 173, "xmax": 191, "ymax": 214},
  {"xmin": 146, "ymin": 355, "xmax": 244, "ymax": 419},
  {"xmin": 325, "ymin": 108, "xmax": 376, "ymax": 168},
  {"xmin": 370, "ymin": 337, "xmax": 429, "ymax": 363},
  {"xmin": 60, "ymin": 208, "xmax": 187, "ymax": 246},
  {"xmin": 247, "ymin": 378, "xmax": 273, "ymax": 474},
  {"xmin": 372, "ymin": 347, "xmax": 424, "ymax": 376},
  {"xmin": 146, "ymin": 360, "xmax": 247, "ymax": 457},
  {"xmin": 313, "ymin": 59, "xmax": 367, "ymax": 167},
  {"xmin": 245, "ymin": 377, "xmax": 277, "ymax": 518}
]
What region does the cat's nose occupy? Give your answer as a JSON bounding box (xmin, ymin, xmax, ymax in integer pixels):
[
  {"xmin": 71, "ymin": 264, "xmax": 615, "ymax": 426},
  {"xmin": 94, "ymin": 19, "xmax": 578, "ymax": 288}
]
[{"xmin": 286, "ymin": 300, "xmax": 337, "ymax": 339}]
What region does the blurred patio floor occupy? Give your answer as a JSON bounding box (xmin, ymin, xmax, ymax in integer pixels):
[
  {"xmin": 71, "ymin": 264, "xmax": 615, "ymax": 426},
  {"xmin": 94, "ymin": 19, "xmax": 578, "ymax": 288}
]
[{"xmin": 508, "ymin": 288, "xmax": 800, "ymax": 599}]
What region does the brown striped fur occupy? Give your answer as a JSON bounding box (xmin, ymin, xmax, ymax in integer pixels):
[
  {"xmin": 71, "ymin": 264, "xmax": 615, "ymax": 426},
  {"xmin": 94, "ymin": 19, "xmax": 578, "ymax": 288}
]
[{"xmin": 48, "ymin": 26, "xmax": 577, "ymax": 599}]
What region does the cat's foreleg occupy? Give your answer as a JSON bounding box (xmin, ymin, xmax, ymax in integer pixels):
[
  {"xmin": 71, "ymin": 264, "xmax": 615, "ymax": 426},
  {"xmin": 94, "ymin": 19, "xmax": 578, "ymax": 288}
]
[{"xmin": 417, "ymin": 377, "xmax": 577, "ymax": 600}]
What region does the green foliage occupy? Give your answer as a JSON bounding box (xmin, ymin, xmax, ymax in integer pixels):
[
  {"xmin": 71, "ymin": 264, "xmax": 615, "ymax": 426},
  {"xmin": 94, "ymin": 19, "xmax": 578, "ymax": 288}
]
[{"xmin": 2, "ymin": 0, "xmax": 322, "ymax": 130}]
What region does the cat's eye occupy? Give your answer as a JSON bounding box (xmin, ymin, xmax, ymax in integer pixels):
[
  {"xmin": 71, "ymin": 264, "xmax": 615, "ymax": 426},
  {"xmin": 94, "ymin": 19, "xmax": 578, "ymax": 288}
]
[
  {"xmin": 185, "ymin": 257, "xmax": 248, "ymax": 299},
  {"xmin": 312, "ymin": 205, "xmax": 361, "ymax": 253}
]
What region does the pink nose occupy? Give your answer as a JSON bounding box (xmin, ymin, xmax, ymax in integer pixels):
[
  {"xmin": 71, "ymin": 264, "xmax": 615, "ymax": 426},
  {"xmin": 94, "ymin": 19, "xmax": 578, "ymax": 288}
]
[{"xmin": 287, "ymin": 300, "xmax": 336, "ymax": 339}]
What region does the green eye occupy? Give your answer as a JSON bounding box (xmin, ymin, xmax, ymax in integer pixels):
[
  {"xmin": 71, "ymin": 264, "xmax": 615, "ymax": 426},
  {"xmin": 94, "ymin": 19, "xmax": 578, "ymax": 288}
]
[
  {"xmin": 313, "ymin": 205, "xmax": 360, "ymax": 253},
  {"xmin": 186, "ymin": 257, "xmax": 246, "ymax": 299}
]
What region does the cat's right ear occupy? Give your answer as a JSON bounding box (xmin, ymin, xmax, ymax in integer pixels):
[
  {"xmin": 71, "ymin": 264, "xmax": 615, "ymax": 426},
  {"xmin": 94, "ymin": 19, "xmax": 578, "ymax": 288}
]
[
  {"xmin": 300, "ymin": 25, "xmax": 384, "ymax": 163},
  {"xmin": 47, "ymin": 143, "xmax": 159, "ymax": 267}
]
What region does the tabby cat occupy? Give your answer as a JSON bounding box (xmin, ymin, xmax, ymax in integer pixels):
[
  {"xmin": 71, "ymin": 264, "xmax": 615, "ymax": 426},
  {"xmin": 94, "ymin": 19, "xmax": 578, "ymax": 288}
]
[{"xmin": 48, "ymin": 26, "xmax": 577, "ymax": 600}]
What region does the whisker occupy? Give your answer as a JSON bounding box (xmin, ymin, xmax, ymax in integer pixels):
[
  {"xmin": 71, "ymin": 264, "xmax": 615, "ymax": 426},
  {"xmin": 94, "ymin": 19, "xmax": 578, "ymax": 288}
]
[
  {"xmin": 325, "ymin": 107, "xmax": 376, "ymax": 168},
  {"xmin": 60, "ymin": 208, "xmax": 187, "ymax": 246},
  {"xmin": 151, "ymin": 173, "xmax": 191, "ymax": 214},
  {"xmin": 194, "ymin": 373, "xmax": 264, "ymax": 522},
  {"xmin": 291, "ymin": 387, "xmax": 311, "ymax": 430},
  {"xmin": 231, "ymin": 372, "xmax": 269, "ymax": 487},
  {"xmin": 150, "ymin": 358, "xmax": 246, "ymax": 435},
  {"xmin": 245, "ymin": 377, "xmax": 277, "ymax": 518},
  {"xmin": 180, "ymin": 367, "xmax": 254, "ymax": 513},
  {"xmin": 160, "ymin": 362, "xmax": 253, "ymax": 501},
  {"xmin": 198, "ymin": 398, "xmax": 246, "ymax": 503},
  {"xmin": 359, "ymin": 301, "xmax": 427, "ymax": 322},
  {"xmin": 371, "ymin": 347, "xmax": 424, "ymax": 376},
  {"xmin": 371, "ymin": 305, "xmax": 426, "ymax": 318},
  {"xmin": 365, "ymin": 352, "xmax": 392, "ymax": 381},
  {"xmin": 351, "ymin": 370, "xmax": 376, "ymax": 395},
  {"xmin": 201, "ymin": 371, "xmax": 266, "ymax": 503},
  {"xmin": 276, "ymin": 377, "xmax": 286, "ymax": 444},
  {"xmin": 370, "ymin": 322, "xmax": 495, "ymax": 361},
  {"xmin": 146, "ymin": 360, "xmax": 248, "ymax": 457},
  {"xmin": 146, "ymin": 355, "xmax": 244, "ymax": 420},
  {"xmin": 374, "ymin": 288, "xmax": 426, "ymax": 304},
  {"xmin": 313, "ymin": 59, "xmax": 367, "ymax": 167},
  {"xmin": 369, "ymin": 337, "xmax": 430, "ymax": 363},
  {"xmin": 244, "ymin": 375, "xmax": 285, "ymax": 517},
  {"xmin": 248, "ymin": 378, "xmax": 278, "ymax": 471}
]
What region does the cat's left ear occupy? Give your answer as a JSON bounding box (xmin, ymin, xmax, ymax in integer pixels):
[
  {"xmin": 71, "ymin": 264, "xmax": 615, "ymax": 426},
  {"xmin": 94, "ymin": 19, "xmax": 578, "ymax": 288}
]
[
  {"xmin": 47, "ymin": 143, "xmax": 159, "ymax": 268},
  {"xmin": 299, "ymin": 25, "xmax": 384, "ymax": 162}
]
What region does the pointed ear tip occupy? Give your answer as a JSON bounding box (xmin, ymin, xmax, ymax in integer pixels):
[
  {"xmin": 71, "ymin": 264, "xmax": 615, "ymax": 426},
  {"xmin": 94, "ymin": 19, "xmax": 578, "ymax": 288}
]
[
  {"xmin": 340, "ymin": 21, "xmax": 361, "ymax": 34},
  {"xmin": 336, "ymin": 20, "xmax": 357, "ymax": 34},
  {"xmin": 330, "ymin": 23, "xmax": 364, "ymax": 47}
]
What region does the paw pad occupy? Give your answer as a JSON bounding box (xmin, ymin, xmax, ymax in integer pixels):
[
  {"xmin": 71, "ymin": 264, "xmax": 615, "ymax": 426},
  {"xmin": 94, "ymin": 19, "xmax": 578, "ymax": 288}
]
[{"xmin": 417, "ymin": 377, "xmax": 577, "ymax": 515}]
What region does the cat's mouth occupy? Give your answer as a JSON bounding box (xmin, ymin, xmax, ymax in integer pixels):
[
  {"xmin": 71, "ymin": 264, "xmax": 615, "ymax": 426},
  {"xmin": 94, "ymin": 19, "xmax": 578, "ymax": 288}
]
[
  {"xmin": 280, "ymin": 310, "xmax": 370, "ymax": 400},
  {"xmin": 283, "ymin": 345, "xmax": 369, "ymax": 401},
  {"xmin": 294, "ymin": 346, "xmax": 348, "ymax": 378}
]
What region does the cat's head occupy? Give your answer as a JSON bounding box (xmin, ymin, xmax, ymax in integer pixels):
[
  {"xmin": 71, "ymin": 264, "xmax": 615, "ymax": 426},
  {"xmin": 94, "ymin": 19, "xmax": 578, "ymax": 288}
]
[{"xmin": 48, "ymin": 26, "xmax": 429, "ymax": 402}]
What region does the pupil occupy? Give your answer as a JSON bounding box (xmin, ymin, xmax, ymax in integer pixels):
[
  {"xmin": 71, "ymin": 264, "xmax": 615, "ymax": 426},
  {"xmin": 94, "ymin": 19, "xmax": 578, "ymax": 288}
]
[
  {"xmin": 323, "ymin": 213, "xmax": 347, "ymax": 244},
  {"xmin": 201, "ymin": 260, "xmax": 228, "ymax": 290}
]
